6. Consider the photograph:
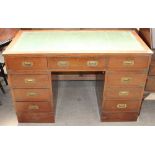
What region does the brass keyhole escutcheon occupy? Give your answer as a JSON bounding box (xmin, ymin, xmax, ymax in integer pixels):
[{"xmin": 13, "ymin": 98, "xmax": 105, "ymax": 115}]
[
  {"xmin": 24, "ymin": 79, "xmax": 36, "ymax": 84},
  {"xmin": 121, "ymin": 77, "xmax": 132, "ymax": 84},
  {"xmin": 87, "ymin": 61, "xmax": 98, "ymax": 67},
  {"xmin": 119, "ymin": 91, "xmax": 129, "ymax": 96},
  {"xmin": 22, "ymin": 61, "xmax": 33, "ymax": 67},
  {"xmin": 116, "ymin": 104, "xmax": 127, "ymax": 109},
  {"xmin": 27, "ymin": 92, "xmax": 38, "ymax": 97},
  {"xmin": 28, "ymin": 105, "xmax": 39, "ymax": 110},
  {"xmin": 123, "ymin": 60, "xmax": 134, "ymax": 66},
  {"xmin": 57, "ymin": 61, "xmax": 69, "ymax": 67}
]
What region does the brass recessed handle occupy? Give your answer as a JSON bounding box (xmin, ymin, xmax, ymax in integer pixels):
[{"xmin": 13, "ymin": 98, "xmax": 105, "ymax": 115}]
[
  {"xmin": 57, "ymin": 61, "xmax": 69, "ymax": 67},
  {"xmin": 27, "ymin": 92, "xmax": 38, "ymax": 96},
  {"xmin": 121, "ymin": 77, "xmax": 132, "ymax": 83},
  {"xmin": 87, "ymin": 61, "xmax": 98, "ymax": 67},
  {"xmin": 123, "ymin": 60, "xmax": 134, "ymax": 66},
  {"xmin": 24, "ymin": 79, "xmax": 36, "ymax": 84},
  {"xmin": 22, "ymin": 61, "xmax": 33, "ymax": 67},
  {"xmin": 116, "ymin": 104, "xmax": 127, "ymax": 109},
  {"xmin": 28, "ymin": 104, "xmax": 39, "ymax": 110},
  {"xmin": 119, "ymin": 91, "xmax": 129, "ymax": 96}
]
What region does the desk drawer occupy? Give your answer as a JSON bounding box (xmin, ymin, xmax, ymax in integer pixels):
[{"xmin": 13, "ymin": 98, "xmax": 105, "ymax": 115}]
[
  {"xmin": 15, "ymin": 102, "xmax": 53, "ymax": 112},
  {"xmin": 6, "ymin": 57, "xmax": 47, "ymax": 70},
  {"xmin": 48, "ymin": 57, "xmax": 105, "ymax": 71},
  {"xmin": 106, "ymin": 72, "xmax": 147, "ymax": 87},
  {"xmin": 104, "ymin": 87, "xmax": 143, "ymax": 100},
  {"xmin": 17, "ymin": 112, "xmax": 54, "ymax": 123},
  {"xmin": 102, "ymin": 112, "xmax": 138, "ymax": 121},
  {"xmin": 108, "ymin": 56, "xmax": 150, "ymax": 70},
  {"xmin": 9, "ymin": 74, "xmax": 50, "ymax": 88},
  {"xmin": 13, "ymin": 89, "xmax": 51, "ymax": 102},
  {"xmin": 103, "ymin": 100, "xmax": 141, "ymax": 112}
]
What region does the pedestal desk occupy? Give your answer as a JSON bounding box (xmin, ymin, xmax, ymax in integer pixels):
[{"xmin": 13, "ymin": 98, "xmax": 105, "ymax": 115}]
[{"xmin": 3, "ymin": 30, "xmax": 153, "ymax": 123}]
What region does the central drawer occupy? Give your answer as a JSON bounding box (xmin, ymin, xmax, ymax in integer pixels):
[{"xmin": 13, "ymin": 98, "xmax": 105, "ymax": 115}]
[
  {"xmin": 47, "ymin": 57, "xmax": 105, "ymax": 71},
  {"xmin": 13, "ymin": 89, "xmax": 51, "ymax": 102}
]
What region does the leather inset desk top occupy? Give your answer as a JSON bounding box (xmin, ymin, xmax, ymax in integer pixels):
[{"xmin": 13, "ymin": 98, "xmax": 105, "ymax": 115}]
[{"xmin": 3, "ymin": 30, "xmax": 152, "ymax": 54}]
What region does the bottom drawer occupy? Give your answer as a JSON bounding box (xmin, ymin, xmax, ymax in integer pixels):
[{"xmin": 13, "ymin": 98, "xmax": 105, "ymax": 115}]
[
  {"xmin": 103, "ymin": 100, "xmax": 141, "ymax": 112},
  {"xmin": 17, "ymin": 112, "xmax": 54, "ymax": 123},
  {"xmin": 145, "ymin": 76, "xmax": 155, "ymax": 91},
  {"xmin": 101, "ymin": 112, "xmax": 138, "ymax": 122}
]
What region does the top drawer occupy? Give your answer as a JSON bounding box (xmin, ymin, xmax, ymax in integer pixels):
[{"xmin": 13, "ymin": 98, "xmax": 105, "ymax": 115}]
[
  {"xmin": 47, "ymin": 57, "xmax": 105, "ymax": 71},
  {"xmin": 5, "ymin": 57, "xmax": 47, "ymax": 71},
  {"xmin": 108, "ymin": 56, "xmax": 150, "ymax": 70}
]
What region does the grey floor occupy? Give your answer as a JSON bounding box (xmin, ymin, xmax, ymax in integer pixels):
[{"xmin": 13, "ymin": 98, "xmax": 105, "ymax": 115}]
[{"xmin": 0, "ymin": 80, "xmax": 155, "ymax": 126}]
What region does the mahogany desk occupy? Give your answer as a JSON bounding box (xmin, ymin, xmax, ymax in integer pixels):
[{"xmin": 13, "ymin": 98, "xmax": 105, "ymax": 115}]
[{"xmin": 3, "ymin": 30, "xmax": 153, "ymax": 123}]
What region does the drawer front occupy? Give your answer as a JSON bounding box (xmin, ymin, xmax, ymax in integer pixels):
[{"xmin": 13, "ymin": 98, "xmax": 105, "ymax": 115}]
[
  {"xmin": 108, "ymin": 56, "xmax": 150, "ymax": 70},
  {"xmin": 13, "ymin": 89, "xmax": 51, "ymax": 102},
  {"xmin": 103, "ymin": 100, "xmax": 141, "ymax": 112},
  {"xmin": 9, "ymin": 74, "xmax": 50, "ymax": 88},
  {"xmin": 15, "ymin": 102, "xmax": 53, "ymax": 112},
  {"xmin": 104, "ymin": 87, "xmax": 144, "ymax": 100},
  {"xmin": 48, "ymin": 57, "xmax": 105, "ymax": 71},
  {"xmin": 102, "ymin": 112, "xmax": 138, "ymax": 122},
  {"xmin": 145, "ymin": 76, "xmax": 155, "ymax": 91},
  {"xmin": 6, "ymin": 57, "xmax": 47, "ymax": 70},
  {"xmin": 106, "ymin": 72, "xmax": 147, "ymax": 87},
  {"xmin": 17, "ymin": 112, "xmax": 54, "ymax": 123}
]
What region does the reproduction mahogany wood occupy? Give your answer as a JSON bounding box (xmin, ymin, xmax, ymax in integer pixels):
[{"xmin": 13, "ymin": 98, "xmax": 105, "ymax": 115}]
[
  {"xmin": 17, "ymin": 112, "xmax": 54, "ymax": 123},
  {"xmin": 105, "ymin": 72, "xmax": 147, "ymax": 87},
  {"xmin": 48, "ymin": 56, "xmax": 106, "ymax": 71},
  {"xmin": 13, "ymin": 89, "xmax": 51, "ymax": 102},
  {"xmin": 101, "ymin": 112, "xmax": 138, "ymax": 122},
  {"xmin": 14, "ymin": 101, "xmax": 53, "ymax": 112},
  {"xmin": 104, "ymin": 87, "xmax": 144, "ymax": 100},
  {"xmin": 108, "ymin": 56, "xmax": 150, "ymax": 70},
  {"xmin": 103, "ymin": 100, "xmax": 141, "ymax": 112},
  {"xmin": 9, "ymin": 74, "xmax": 50, "ymax": 88},
  {"xmin": 5, "ymin": 57, "xmax": 47, "ymax": 71}
]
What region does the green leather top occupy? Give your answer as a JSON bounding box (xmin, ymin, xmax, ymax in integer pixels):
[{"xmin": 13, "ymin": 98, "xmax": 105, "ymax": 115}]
[{"xmin": 8, "ymin": 31, "xmax": 146, "ymax": 53}]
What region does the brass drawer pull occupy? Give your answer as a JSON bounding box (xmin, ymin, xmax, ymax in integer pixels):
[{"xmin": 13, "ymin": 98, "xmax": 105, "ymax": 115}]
[
  {"xmin": 123, "ymin": 60, "xmax": 134, "ymax": 66},
  {"xmin": 117, "ymin": 104, "xmax": 127, "ymax": 109},
  {"xmin": 121, "ymin": 77, "xmax": 132, "ymax": 83},
  {"xmin": 27, "ymin": 92, "xmax": 38, "ymax": 96},
  {"xmin": 28, "ymin": 105, "xmax": 39, "ymax": 110},
  {"xmin": 119, "ymin": 91, "xmax": 129, "ymax": 96},
  {"xmin": 57, "ymin": 61, "xmax": 69, "ymax": 67},
  {"xmin": 87, "ymin": 61, "xmax": 98, "ymax": 67},
  {"xmin": 22, "ymin": 61, "xmax": 33, "ymax": 67},
  {"xmin": 24, "ymin": 79, "xmax": 36, "ymax": 84}
]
